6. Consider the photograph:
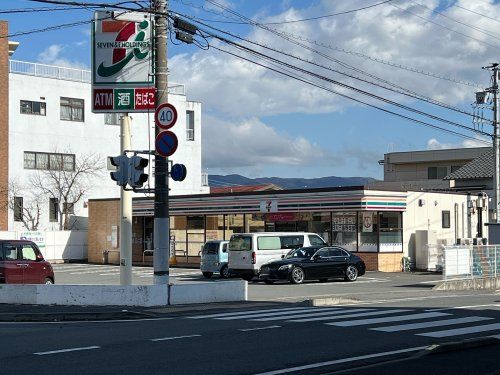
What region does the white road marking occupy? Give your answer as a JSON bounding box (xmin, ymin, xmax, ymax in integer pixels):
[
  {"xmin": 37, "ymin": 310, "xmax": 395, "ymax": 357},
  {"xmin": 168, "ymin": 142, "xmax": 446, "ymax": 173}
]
[
  {"xmin": 426, "ymin": 304, "xmax": 500, "ymax": 312},
  {"xmin": 251, "ymin": 309, "xmax": 375, "ymax": 322},
  {"xmin": 328, "ymin": 312, "xmax": 451, "ymax": 327},
  {"xmin": 253, "ymin": 345, "xmax": 428, "ymax": 375},
  {"xmin": 417, "ymin": 323, "xmax": 500, "ymax": 338},
  {"xmin": 372, "ymin": 316, "xmax": 494, "ymax": 332},
  {"xmin": 186, "ymin": 307, "xmax": 317, "ymax": 319},
  {"xmin": 239, "ymin": 325, "xmax": 281, "ymax": 332},
  {"xmin": 217, "ymin": 308, "xmax": 341, "ymax": 321},
  {"xmin": 34, "ymin": 346, "xmax": 100, "ymax": 355},
  {"xmin": 150, "ymin": 334, "xmax": 201, "ymax": 342},
  {"xmin": 289, "ymin": 309, "xmax": 411, "ymax": 323}
]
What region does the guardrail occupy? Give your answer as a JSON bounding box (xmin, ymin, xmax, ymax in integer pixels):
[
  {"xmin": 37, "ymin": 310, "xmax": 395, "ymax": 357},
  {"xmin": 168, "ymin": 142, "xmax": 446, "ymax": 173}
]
[
  {"xmin": 9, "ymin": 60, "xmax": 186, "ymax": 95},
  {"xmin": 443, "ymin": 245, "xmax": 499, "ymax": 280}
]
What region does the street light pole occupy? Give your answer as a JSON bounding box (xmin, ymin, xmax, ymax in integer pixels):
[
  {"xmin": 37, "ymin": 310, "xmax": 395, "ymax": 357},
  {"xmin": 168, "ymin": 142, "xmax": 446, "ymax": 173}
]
[{"xmin": 153, "ymin": 0, "xmax": 170, "ymax": 285}]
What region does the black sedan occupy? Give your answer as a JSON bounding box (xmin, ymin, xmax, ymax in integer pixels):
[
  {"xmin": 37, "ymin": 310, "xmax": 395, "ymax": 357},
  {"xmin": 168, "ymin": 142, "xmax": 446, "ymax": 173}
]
[{"xmin": 259, "ymin": 246, "xmax": 366, "ymax": 284}]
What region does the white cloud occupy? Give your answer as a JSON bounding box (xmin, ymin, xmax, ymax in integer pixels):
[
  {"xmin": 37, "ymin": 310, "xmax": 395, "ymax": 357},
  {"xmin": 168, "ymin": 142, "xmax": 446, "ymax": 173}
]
[
  {"xmin": 426, "ymin": 137, "xmax": 491, "ymax": 150},
  {"xmin": 202, "ymin": 115, "xmax": 342, "ymax": 170},
  {"xmin": 37, "ymin": 44, "xmax": 88, "ymax": 69},
  {"xmin": 169, "ymin": 0, "xmax": 500, "ymax": 118}
]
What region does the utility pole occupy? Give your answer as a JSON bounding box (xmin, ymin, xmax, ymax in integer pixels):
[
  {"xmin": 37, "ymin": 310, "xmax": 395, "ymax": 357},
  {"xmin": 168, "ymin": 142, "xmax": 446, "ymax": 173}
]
[
  {"xmin": 120, "ymin": 114, "xmax": 132, "ymax": 285},
  {"xmin": 153, "ymin": 0, "xmax": 170, "ymax": 285},
  {"xmin": 484, "ymin": 64, "xmax": 499, "ymax": 222}
]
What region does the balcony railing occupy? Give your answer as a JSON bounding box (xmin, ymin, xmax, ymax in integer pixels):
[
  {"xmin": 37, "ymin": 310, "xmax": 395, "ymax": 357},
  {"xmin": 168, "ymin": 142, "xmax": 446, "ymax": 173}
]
[{"xmin": 9, "ymin": 60, "xmax": 185, "ymax": 95}]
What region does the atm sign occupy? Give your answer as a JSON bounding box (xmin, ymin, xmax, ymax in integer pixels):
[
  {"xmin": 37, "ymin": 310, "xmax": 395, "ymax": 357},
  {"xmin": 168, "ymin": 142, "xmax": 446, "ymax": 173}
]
[{"xmin": 92, "ymin": 87, "xmax": 156, "ymax": 113}]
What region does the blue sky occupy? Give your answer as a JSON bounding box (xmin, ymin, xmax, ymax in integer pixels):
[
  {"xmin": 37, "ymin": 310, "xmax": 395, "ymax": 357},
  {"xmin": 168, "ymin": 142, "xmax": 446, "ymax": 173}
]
[{"xmin": 2, "ymin": 0, "xmax": 499, "ymax": 179}]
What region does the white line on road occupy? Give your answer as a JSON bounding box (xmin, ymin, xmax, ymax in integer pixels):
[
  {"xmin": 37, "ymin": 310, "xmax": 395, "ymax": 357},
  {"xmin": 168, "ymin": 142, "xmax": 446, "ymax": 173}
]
[
  {"xmin": 373, "ymin": 316, "xmax": 494, "ymax": 332},
  {"xmin": 238, "ymin": 325, "xmax": 281, "ymax": 332},
  {"xmin": 251, "ymin": 309, "xmax": 375, "ymax": 322},
  {"xmin": 426, "ymin": 304, "xmax": 500, "ymax": 312},
  {"xmin": 217, "ymin": 308, "xmax": 340, "ymax": 321},
  {"xmin": 289, "ymin": 309, "xmax": 411, "ymax": 323},
  {"xmin": 417, "ymin": 323, "xmax": 500, "ymax": 338},
  {"xmin": 328, "ymin": 312, "xmax": 451, "ymax": 327},
  {"xmin": 253, "ymin": 345, "xmax": 428, "ymax": 375},
  {"xmin": 150, "ymin": 334, "xmax": 201, "ymax": 342},
  {"xmin": 186, "ymin": 307, "xmax": 315, "ymax": 319},
  {"xmin": 34, "ymin": 346, "xmax": 100, "ymax": 355}
]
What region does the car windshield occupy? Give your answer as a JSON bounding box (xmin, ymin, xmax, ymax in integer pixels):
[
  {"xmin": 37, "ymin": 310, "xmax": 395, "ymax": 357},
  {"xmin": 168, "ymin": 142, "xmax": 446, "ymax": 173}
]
[{"xmin": 285, "ymin": 247, "xmax": 318, "ymax": 259}]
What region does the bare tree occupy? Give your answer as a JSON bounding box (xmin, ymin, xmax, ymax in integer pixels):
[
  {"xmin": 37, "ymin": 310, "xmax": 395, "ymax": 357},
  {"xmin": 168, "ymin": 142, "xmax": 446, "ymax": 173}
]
[
  {"xmin": 0, "ymin": 180, "xmax": 43, "ymax": 231},
  {"xmin": 30, "ymin": 152, "xmax": 104, "ymax": 230}
]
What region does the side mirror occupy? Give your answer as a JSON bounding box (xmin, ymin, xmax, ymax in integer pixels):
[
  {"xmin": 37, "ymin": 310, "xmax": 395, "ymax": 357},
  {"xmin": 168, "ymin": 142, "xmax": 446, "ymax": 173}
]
[
  {"xmin": 36, "ymin": 254, "xmax": 44, "ymax": 262},
  {"xmin": 281, "ymin": 254, "xmax": 285, "ymax": 259}
]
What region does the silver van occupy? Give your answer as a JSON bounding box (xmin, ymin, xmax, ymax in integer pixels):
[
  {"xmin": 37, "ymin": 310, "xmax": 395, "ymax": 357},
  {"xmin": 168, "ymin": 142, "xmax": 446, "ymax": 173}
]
[
  {"xmin": 200, "ymin": 240, "xmax": 230, "ymax": 278},
  {"xmin": 228, "ymin": 232, "xmax": 327, "ymax": 281}
]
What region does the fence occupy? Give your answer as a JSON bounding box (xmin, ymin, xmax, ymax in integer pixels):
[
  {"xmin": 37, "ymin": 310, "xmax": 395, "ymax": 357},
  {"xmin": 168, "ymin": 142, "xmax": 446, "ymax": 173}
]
[
  {"xmin": 443, "ymin": 245, "xmax": 499, "ymax": 280},
  {"xmin": 0, "ymin": 230, "xmax": 87, "ymax": 261}
]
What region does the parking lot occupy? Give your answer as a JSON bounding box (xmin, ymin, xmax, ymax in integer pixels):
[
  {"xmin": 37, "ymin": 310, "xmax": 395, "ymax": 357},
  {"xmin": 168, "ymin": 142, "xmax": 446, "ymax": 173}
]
[{"xmin": 49, "ymin": 263, "xmax": 473, "ymax": 304}]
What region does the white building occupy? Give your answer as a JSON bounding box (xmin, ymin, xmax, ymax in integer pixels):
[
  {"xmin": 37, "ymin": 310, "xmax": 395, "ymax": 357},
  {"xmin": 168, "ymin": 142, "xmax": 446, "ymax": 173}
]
[{"xmin": 2, "ymin": 55, "xmax": 208, "ymax": 231}]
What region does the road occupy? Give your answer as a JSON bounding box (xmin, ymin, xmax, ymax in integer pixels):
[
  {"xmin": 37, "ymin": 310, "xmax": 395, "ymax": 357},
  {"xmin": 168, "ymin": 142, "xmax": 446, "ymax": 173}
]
[{"xmin": 0, "ymin": 263, "xmax": 499, "ymax": 374}]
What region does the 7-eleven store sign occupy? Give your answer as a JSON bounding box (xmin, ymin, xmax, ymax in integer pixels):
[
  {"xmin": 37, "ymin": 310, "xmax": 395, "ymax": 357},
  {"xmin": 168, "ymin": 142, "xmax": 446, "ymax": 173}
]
[{"xmin": 91, "ymin": 11, "xmax": 155, "ymax": 113}]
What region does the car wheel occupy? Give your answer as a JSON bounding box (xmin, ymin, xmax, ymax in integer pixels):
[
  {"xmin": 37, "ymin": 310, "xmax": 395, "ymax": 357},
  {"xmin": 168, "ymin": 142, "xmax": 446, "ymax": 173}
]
[
  {"xmin": 44, "ymin": 277, "xmax": 54, "ymax": 285},
  {"xmin": 290, "ymin": 267, "xmax": 305, "ymax": 284},
  {"xmin": 264, "ymin": 280, "xmax": 275, "ymax": 285},
  {"xmin": 202, "ymin": 272, "xmax": 213, "ymax": 278},
  {"xmin": 220, "ymin": 265, "xmax": 230, "ymax": 279},
  {"xmin": 344, "ymin": 265, "xmax": 358, "ymax": 282}
]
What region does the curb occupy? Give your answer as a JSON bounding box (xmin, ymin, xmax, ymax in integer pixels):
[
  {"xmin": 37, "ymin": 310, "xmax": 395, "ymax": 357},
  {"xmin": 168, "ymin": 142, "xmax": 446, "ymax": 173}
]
[
  {"xmin": 302, "ymin": 296, "xmax": 361, "ymax": 306},
  {"xmin": 0, "ymin": 311, "xmax": 157, "ymax": 322}
]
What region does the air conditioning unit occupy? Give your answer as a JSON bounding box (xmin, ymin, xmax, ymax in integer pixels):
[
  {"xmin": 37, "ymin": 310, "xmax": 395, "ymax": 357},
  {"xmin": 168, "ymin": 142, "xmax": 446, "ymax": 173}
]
[{"xmin": 457, "ymin": 238, "xmax": 472, "ymax": 245}]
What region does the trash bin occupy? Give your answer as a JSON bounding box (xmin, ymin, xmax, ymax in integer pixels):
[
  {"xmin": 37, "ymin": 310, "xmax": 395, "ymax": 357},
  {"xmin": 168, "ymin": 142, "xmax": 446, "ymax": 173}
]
[{"xmin": 103, "ymin": 250, "xmax": 109, "ymax": 264}]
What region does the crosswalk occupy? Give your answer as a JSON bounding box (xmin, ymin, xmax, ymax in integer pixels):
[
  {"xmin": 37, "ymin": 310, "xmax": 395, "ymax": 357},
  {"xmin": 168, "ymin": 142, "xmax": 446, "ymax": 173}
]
[
  {"xmin": 186, "ymin": 305, "xmax": 500, "ymax": 340},
  {"xmin": 51, "ymin": 264, "xmax": 200, "ymax": 278}
]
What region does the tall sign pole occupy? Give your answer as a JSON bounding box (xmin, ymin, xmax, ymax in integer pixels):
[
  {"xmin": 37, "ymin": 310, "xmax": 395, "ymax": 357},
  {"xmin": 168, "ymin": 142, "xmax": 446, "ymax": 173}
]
[
  {"xmin": 153, "ymin": 0, "xmax": 170, "ymax": 285},
  {"xmin": 120, "ymin": 114, "xmax": 133, "ymax": 285}
]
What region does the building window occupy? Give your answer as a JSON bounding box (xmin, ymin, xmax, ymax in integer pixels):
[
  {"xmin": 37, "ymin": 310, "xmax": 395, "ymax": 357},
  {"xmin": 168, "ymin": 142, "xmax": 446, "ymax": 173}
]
[
  {"xmin": 186, "ymin": 110, "xmax": 194, "ymax": 141},
  {"xmin": 428, "ymin": 166, "xmax": 448, "ymax": 180},
  {"xmin": 20, "ymin": 100, "xmax": 46, "ymax": 116},
  {"xmin": 442, "ymin": 210, "xmax": 451, "ymax": 228},
  {"xmin": 104, "ymin": 113, "xmax": 123, "ymax": 125},
  {"xmin": 49, "ymin": 198, "xmax": 59, "ymax": 222},
  {"xmin": 60, "ymin": 97, "xmax": 84, "ymax": 122},
  {"xmin": 63, "ymin": 202, "xmax": 74, "ymax": 214},
  {"xmin": 14, "ymin": 197, "xmax": 23, "ymax": 221},
  {"xmin": 24, "ymin": 152, "xmax": 75, "ymax": 171}
]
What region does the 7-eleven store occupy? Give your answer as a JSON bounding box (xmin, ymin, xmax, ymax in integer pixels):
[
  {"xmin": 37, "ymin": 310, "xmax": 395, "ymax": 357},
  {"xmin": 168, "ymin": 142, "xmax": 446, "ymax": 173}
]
[{"xmin": 88, "ymin": 186, "xmax": 479, "ymax": 272}]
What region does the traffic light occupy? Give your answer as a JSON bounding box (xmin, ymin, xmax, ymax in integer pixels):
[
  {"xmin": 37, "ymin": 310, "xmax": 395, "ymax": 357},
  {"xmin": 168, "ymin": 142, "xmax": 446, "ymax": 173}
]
[
  {"xmin": 109, "ymin": 155, "xmax": 130, "ymax": 187},
  {"xmin": 128, "ymin": 156, "xmax": 149, "ymax": 188}
]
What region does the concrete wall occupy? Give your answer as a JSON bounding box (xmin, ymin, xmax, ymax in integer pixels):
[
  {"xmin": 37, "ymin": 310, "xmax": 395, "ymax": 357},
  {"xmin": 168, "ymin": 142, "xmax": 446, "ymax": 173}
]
[
  {"xmin": 0, "ymin": 22, "xmax": 8, "ymax": 230},
  {"xmin": 0, "ymin": 230, "xmax": 87, "ymax": 261},
  {"xmin": 0, "ymin": 281, "xmax": 248, "ymax": 306}
]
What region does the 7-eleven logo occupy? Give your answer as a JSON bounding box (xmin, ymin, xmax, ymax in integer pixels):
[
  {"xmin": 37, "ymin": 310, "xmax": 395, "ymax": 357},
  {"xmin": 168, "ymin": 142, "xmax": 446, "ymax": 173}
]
[{"xmin": 96, "ymin": 19, "xmax": 151, "ymax": 78}]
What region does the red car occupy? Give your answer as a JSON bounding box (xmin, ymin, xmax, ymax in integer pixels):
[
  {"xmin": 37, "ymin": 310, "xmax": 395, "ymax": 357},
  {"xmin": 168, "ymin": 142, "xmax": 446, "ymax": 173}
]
[{"xmin": 0, "ymin": 240, "xmax": 54, "ymax": 284}]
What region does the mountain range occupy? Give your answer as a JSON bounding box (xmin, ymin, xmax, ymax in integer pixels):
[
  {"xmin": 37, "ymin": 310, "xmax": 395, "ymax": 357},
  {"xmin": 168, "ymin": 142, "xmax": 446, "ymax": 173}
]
[{"xmin": 208, "ymin": 174, "xmax": 377, "ymax": 190}]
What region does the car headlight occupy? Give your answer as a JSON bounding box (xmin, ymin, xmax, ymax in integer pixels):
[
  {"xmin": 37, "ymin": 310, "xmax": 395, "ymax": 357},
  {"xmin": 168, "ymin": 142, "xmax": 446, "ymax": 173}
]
[{"xmin": 278, "ymin": 264, "xmax": 293, "ymax": 271}]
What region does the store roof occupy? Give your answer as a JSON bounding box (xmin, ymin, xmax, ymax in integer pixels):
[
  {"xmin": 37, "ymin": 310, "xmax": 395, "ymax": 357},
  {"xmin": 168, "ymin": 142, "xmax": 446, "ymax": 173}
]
[{"xmin": 445, "ymin": 148, "xmax": 493, "ymax": 180}]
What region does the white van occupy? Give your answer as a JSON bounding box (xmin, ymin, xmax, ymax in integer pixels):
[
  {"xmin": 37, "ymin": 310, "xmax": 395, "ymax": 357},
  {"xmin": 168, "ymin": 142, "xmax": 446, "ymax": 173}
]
[{"xmin": 228, "ymin": 232, "xmax": 327, "ymax": 281}]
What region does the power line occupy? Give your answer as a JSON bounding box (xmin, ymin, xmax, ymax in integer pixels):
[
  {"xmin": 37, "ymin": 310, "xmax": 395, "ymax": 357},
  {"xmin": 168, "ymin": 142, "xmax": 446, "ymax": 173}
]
[
  {"xmin": 390, "ymin": 2, "xmax": 500, "ymax": 51},
  {"xmin": 185, "ymin": 15, "xmax": 485, "ymax": 122},
  {"xmin": 453, "ymin": 3, "xmax": 500, "ymax": 24},
  {"xmin": 210, "ymin": 44, "xmax": 491, "ymax": 145}
]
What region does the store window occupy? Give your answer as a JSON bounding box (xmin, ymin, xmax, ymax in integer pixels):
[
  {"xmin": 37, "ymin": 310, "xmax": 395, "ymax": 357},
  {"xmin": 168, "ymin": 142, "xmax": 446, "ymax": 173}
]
[
  {"xmin": 247, "ymin": 213, "xmax": 265, "ymax": 233},
  {"xmin": 186, "ymin": 110, "xmax": 194, "ymax": 141},
  {"xmin": 358, "ymin": 212, "xmax": 378, "ymax": 252},
  {"xmin": 379, "ymin": 212, "xmax": 403, "ymax": 252},
  {"xmin": 309, "ymin": 212, "xmax": 331, "ymax": 244},
  {"xmin": 332, "ymin": 212, "xmax": 357, "ymax": 252},
  {"xmin": 428, "ymin": 166, "xmax": 448, "ymax": 179}
]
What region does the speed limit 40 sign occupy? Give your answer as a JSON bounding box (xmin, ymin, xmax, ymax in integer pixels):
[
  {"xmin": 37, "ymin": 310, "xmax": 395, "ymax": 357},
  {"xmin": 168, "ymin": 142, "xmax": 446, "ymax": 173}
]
[{"xmin": 155, "ymin": 103, "xmax": 178, "ymax": 130}]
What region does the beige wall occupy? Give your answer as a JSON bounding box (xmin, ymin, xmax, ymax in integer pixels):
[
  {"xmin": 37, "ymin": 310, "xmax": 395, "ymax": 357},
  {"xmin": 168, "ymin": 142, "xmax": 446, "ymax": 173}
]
[{"xmin": 88, "ymin": 200, "xmax": 119, "ymax": 263}]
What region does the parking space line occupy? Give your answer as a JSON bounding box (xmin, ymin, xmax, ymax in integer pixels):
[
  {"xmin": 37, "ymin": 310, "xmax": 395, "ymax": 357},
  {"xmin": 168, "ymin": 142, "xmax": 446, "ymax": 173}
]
[{"xmin": 34, "ymin": 346, "xmax": 100, "ymax": 355}]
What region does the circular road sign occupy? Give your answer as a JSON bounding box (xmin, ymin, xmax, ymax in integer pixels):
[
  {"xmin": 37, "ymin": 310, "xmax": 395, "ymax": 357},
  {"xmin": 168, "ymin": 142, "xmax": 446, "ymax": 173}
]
[
  {"xmin": 155, "ymin": 103, "xmax": 178, "ymax": 130},
  {"xmin": 155, "ymin": 131, "xmax": 178, "ymax": 157}
]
